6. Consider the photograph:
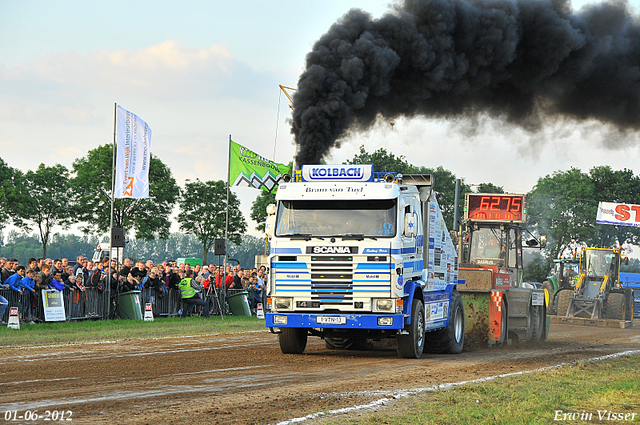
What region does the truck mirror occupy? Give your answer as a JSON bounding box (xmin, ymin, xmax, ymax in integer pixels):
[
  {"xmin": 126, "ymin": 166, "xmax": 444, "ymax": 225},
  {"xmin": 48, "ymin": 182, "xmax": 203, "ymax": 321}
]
[
  {"xmin": 404, "ymin": 212, "xmax": 417, "ymax": 238},
  {"xmin": 265, "ymin": 215, "xmax": 276, "ymax": 239}
]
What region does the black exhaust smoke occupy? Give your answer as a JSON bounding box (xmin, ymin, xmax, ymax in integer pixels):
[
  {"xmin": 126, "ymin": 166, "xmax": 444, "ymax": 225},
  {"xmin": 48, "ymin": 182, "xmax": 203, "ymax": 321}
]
[{"xmin": 291, "ymin": 0, "xmax": 640, "ymax": 165}]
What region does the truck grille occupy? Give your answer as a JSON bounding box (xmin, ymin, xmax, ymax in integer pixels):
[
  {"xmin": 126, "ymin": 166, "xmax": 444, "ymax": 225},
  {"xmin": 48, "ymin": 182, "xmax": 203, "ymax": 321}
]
[
  {"xmin": 310, "ymin": 255, "xmax": 354, "ymax": 305},
  {"xmin": 272, "ymin": 255, "xmax": 391, "ymax": 308}
]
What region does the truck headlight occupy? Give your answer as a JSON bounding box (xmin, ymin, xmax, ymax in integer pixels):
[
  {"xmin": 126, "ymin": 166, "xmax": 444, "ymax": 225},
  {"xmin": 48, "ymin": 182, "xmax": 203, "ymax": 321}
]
[
  {"xmin": 274, "ymin": 297, "xmax": 292, "ymax": 310},
  {"xmin": 374, "ymin": 299, "xmax": 394, "ymax": 312},
  {"xmin": 378, "ymin": 317, "xmax": 394, "ymax": 326},
  {"xmin": 273, "ymin": 315, "xmax": 288, "ymax": 325}
]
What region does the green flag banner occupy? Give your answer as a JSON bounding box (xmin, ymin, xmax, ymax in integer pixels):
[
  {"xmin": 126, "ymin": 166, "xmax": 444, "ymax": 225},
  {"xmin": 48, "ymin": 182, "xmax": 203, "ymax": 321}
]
[{"xmin": 229, "ymin": 140, "xmax": 291, "ymax": 192}]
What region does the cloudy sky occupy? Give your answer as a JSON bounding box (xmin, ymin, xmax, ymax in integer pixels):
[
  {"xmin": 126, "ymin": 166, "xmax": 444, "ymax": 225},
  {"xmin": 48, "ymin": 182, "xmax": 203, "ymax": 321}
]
[{"xmin": 2, "ymin": 0, "xmax": 640, "ymax": 237}]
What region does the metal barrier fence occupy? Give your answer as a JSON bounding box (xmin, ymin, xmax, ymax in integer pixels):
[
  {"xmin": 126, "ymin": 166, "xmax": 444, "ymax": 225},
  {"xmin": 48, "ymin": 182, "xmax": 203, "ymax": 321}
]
[
  {"xmin": 1, "ymin": 287, "xmax": 109, "ymax": 322},
  {"xmin": 1, "ymin": 286, "xmax": 266, "ymax": 322}
]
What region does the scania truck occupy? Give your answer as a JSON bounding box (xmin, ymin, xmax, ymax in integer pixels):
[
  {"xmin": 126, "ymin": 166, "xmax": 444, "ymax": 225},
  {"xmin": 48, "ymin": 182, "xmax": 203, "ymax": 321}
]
[{"xmin": 264, "ymin": 165, "xmax": 464, "ymax": 358}]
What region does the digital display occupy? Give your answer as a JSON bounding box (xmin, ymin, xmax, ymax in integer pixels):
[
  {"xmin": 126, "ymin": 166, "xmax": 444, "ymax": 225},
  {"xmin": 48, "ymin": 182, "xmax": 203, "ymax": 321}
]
[{"xmin": 465, "ymin": 194, "xmax": 526, "ymax": 223}]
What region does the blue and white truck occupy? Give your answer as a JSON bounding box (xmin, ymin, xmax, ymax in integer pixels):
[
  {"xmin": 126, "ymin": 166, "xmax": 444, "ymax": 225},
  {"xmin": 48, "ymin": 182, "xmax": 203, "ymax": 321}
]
[{"xmin": 264, "ymin": 164, "xmax": 464, "ymax": 358}]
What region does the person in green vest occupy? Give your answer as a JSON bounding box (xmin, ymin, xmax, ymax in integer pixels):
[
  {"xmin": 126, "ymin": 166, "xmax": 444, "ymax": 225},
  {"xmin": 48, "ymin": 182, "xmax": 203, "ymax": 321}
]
[{"xmin": 179, "ymin": 270, "xmax": 210, "ymax": 318}]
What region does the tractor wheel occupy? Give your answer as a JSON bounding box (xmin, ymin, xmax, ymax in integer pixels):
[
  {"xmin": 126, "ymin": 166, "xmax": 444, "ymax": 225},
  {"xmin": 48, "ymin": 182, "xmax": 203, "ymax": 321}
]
[
  {"xmin": 531, "ymin": 304, "xmax": 546, "ymax": 341},
  {"xmin": 556, "ymin": 289, "xmax": 573, "ymax": 317},
  {"xmin": 624, "ymin": 288, "xmax": 634, "ymax": 321},
  {"xmin": 397, "ymin": 298, "xmax": 426, "ymax": 358},
  {"xmin": 424, "ymin": 290, "xmax": 465, "ymax": 354},
  {"xmin": 279, "ymin": 328, "xmax": 308, "ymax": 354},
  {"xmin": 604, "ymin": 292, "xmax": 626, "ymax": 320},
  {"xmin": 497, "ymin": 297, "xmax": 508, "ymax": 344},
  {"xmin": 541, "ymin": 280, "xmax": 556, "ymax": 315}
]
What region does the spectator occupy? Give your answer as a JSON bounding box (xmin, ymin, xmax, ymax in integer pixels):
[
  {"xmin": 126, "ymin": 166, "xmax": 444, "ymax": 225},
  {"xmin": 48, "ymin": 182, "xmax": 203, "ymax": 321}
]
[
  {"xmin": 48, "ymin": 270, "xmax": 65, "ymax": 292},
  {"xmin": 0, "ymin": 293, "xmax": 7, "ymax": 324},
  {"xmin": 247, "ymin": 275, "xmax": 262, "ymax": 311},
  {"xmin": 50, "ymin": 259, "xmax": 64, "ymax": 277},
  {"xmin": 0, "ymin": 257, "xmax": 5, "ymax": 272},
  {"xmin": 44, "ymin": 258, "xmax": 52, "ymax": 268},
  {"xmin": 130, "ymin": 261, "xmax": 147, "ymax": 281},
  {"xmin": 90, "ymin": 261, "xmax": 104, "ymax": 289},
  {"xmin": 193, "ymin": 264, "xmax": 201, "ymax": 277},
  {"xmin": 72, "ymin": 256, "xmax": 84, "ymax": 276},
  {"xmin": 119, "ymin": 258, "xmax": 132, "ymax": 277},
  {"xmin": 28, "ymin": 258, "xmax": 38, "ymax": 273},
  {"xmin": 1, "ymin": 259, "xmax": 14, "ymax": 283},
  {"xmin": 61, "ymin": 258, "xmax": 69, "ymax": 270},
  {"xmin": 6, "ymin": 265, "xmax": 26, "ymax": 295},
  {"xmin": 36, "ymin": 258, "xmax": 44, "ymax": 272},
  {"xmin": 179, "ymin": 270, "xmax": 209, "ymax": 318}
]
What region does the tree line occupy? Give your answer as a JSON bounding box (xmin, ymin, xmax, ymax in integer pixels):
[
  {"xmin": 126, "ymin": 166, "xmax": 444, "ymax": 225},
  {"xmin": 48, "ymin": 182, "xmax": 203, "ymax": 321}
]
[
  {"xmin": 3, "ymin": 145, "xmax": 638, "ymax": 280},
  {"xmin": 0, "ymin": 230, "xmax": 266, "ymax": 268},
  {"xmin": 0, "ymin": 145, "xmax": 247, "ymax": 264}
]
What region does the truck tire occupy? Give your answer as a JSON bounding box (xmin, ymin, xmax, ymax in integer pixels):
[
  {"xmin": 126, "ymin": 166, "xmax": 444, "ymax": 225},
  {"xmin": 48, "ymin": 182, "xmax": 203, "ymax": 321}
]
[
  {"xmin": 556, "ymin": 289, "xmax": 573, "ymax": 317},
  {"xmin": 397, "ymin": 298, "xmax": 425, "ymax": 358},
  {"xmin": 604, "ymin": 292, "xmax": 626, "ymax": 320},
  {"xmin": 424, "ymin": 290, "xmax": 465, "ymax": 354},
  {"xmin": 279, "ymin": 328, "xmax": 308, "ymax": 354},
  {"xmin": 541, "ymin": 280, "xmax": 556, "ymax": 315}
]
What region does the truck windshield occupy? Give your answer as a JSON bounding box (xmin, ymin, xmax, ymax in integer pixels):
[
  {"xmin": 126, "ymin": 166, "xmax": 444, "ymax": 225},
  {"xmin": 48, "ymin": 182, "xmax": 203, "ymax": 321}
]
[{"xmin": 275, "ymin": 199, "xmax": 397, "ymax": 238}]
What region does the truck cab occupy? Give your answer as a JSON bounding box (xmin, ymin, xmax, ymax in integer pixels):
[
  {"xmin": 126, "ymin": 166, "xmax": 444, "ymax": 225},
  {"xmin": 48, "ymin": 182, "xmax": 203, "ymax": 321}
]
[{"xmin": 265, "ymin": 165, "xmax": 464, "ymax": 358}]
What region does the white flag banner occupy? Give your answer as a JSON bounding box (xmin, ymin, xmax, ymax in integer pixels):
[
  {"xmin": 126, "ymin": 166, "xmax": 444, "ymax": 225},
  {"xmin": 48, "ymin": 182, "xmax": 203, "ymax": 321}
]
[
  {"xmin": 596, "ymin": 201, "xmax": 640, "ymax": 227},
  {"xmin": 115, "ymin": 106, "xmax": 151, "ymax": 198}
]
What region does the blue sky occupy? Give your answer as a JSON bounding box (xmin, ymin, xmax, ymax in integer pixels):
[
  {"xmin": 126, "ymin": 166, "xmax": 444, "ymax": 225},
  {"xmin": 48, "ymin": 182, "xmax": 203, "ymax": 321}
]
[{"xmin": 2, "ymin": 0, "xmax": 640, "ymax": 237}]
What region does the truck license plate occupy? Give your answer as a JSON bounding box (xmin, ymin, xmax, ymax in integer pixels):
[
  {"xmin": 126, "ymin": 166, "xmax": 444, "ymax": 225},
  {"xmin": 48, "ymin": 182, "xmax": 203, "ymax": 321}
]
[{"xmin": 316, "ymin": 316, "xmax": 346, "ymax": 325}]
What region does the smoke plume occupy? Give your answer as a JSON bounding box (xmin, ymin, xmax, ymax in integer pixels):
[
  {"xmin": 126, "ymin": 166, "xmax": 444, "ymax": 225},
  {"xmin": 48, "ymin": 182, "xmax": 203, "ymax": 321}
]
[{"xmin": 291, "ymin": 0, "xmax": 640, "ymax": 164}]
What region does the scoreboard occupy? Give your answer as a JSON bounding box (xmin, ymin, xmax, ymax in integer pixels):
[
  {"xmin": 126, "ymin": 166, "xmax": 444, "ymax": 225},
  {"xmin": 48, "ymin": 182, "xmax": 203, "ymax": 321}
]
[{"xmin": 464, "ymin": 193, "xmax": 527, "ymax": 223}]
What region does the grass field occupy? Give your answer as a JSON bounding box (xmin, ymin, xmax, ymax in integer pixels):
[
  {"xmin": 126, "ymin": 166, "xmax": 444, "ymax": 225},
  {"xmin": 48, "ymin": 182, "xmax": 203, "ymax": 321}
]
[
  {"xmin": 324, "ymin": 355, "xmax": 640, "ymax": 425},
  {"xmin": 0, "ymin": 316, "xmax": 267, "ymax": 347}
]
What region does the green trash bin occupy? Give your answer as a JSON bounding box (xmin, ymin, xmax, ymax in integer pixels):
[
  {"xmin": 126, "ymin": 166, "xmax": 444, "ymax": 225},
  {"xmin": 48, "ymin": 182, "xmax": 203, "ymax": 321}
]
[
  {"xmin": 117, "ymin": 290, "xmax": 143, "ymax": 320},
  {"xmin": 227, "ymin": 290, "xmax": 252, "ymax": 316}
]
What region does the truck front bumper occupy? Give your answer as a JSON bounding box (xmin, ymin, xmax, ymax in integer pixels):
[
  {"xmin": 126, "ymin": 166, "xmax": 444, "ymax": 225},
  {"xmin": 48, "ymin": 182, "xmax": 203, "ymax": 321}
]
[{"xmin": 266, "ymin": 313, "xmax": 404, "ymax": 329}]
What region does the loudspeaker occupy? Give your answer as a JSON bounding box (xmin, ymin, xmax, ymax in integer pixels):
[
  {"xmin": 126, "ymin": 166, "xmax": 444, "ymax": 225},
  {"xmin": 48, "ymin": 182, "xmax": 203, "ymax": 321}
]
[
  {"xmin": 111, "ymin": 227, "xmax": 125, "ymax": 248},
  {"xmin": 214, "ymin": 238, "xmax": 226, "ymax": 256}
]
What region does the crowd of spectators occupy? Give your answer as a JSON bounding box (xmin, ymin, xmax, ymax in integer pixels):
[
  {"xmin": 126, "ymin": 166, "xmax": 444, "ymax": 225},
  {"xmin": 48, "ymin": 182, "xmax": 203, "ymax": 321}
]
[{"xmin": 0, "ymin": 255, "xmax": 268, "ymax": 323}]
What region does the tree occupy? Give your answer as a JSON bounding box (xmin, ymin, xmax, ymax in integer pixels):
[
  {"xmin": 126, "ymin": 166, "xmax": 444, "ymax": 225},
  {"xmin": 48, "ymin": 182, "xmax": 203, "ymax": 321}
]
[
  {"xmin": 476, "ymin": 183, "xmax": 504, "ymax": 193},
  {"xmin": 528, "ymin": 168, "xmax": 597, "ymax": 260},
  {"xmin": 250, "ymin": 191, "xmax": 276, "ymax": 232},
  {"xmin": 177, "ymin": 179, "xmax": 247, "ymax": 264},
  {"xmin": 71, "ymin": 144, "xmax": 179, "ymax": 240},
  {"xmin": 228, "ymin": 234, "xmax": 268, "ymax": 268},
  {"xmin": 344, "ymin": 145, "xmax": 414, "ymax": 173},
  {"xmin": 411, "ymin": 165, "xmax": 471, "ymax": 231},
  {"xmin": 0, "ymin": 157, "xmax": 18, "ymax": 231},
  {"xmin": 589, "ymin": 166, "xmax": 640, "ymax": 248},
  {"xmin": 11, "ymin": 164, "xmax": 74, "ymax": 257}
]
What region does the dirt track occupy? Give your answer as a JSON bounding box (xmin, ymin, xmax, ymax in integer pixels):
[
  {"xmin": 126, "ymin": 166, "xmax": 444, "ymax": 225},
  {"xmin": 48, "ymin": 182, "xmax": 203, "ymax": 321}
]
[{"xmin": 1, "ymin": 323, "xmax": 639, "ymax": 425}]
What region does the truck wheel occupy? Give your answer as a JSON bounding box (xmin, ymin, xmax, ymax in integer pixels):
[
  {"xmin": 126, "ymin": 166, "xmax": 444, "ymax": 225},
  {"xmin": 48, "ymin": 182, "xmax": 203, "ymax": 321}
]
[
  {"xmin": 397, "ymin": 298, "xmax": 425, "ymax": 358},
  {"xmin": 604, "ymin": 292, "xmax": 626, "ymax": 320},
  {"xmin": 556, "ymin": 289, "xmax": 573, "ymax": 317},
  {"xmin": 541, "ymin": 280, "xmax": 556, "ymax": 315},
  {"xmin": 424, "ymin": 290, "xmax": 465, "ymax": 354},
  {"xmin": 279, "ymin": 328, "xmax": 308, "ymax": 354},
  {"xmin": 531, "ymin": 304, "xmax": 546, "ymax": 341}
]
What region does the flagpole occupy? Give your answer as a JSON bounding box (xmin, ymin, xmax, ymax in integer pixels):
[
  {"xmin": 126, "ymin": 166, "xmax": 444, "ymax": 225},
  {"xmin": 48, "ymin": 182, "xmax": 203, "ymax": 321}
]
[
  {"xmin": 225, "ymin": 135, "xmax": 231, "ymax": 274},
  {"xmin": 108, "ymin": 103, "xmax": 117, "ymax": 312}
]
